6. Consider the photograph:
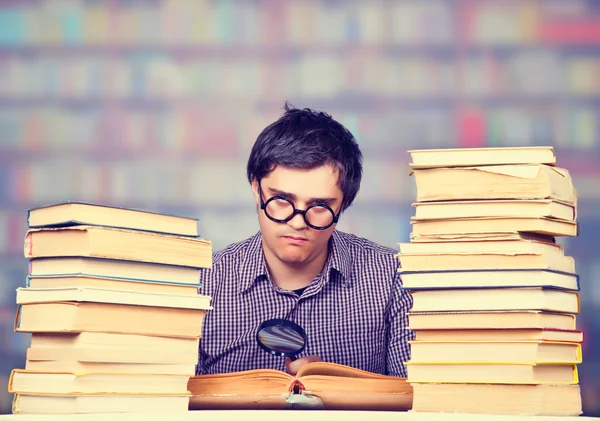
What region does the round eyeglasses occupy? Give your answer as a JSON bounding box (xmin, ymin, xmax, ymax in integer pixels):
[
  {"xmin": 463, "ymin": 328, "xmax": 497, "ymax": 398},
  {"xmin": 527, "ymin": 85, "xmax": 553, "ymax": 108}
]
[{"xmin": 259, "ymin": 182, "xmax": 340, "ymax": 230}]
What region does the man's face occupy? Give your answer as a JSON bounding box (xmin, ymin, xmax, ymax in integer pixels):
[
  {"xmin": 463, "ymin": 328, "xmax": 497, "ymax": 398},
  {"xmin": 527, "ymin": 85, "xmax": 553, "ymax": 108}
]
[{"xmin": 252, "ymin": 164, "xmax": 343, "ymax": 267}]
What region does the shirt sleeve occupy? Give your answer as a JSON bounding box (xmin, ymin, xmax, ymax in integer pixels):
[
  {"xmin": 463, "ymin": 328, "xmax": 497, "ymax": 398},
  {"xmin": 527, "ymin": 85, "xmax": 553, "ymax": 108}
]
[
  {"xmin": 196, "ymin": 261, "xmax": 213, "ymax": 376},
  {"xmin": 385, "ymin": 270, "xmax": 414, "ymax": 377}
]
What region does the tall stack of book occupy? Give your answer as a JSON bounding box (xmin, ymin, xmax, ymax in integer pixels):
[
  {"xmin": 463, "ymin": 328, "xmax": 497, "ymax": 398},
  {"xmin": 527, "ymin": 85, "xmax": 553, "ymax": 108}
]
[
  {"xmin": 397, "ymin": 147, "xmax": 583, "ymax": 416},
  {"xmin": 9, "ymin": 202, "xmax": 213, "ymax": 414}
]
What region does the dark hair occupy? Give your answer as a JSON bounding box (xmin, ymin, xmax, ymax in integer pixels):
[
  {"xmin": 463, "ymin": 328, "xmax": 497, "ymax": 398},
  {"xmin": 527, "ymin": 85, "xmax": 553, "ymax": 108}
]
[{"xmin": 246, "ymin": 102, "xmax": 363, "ymax": 212}]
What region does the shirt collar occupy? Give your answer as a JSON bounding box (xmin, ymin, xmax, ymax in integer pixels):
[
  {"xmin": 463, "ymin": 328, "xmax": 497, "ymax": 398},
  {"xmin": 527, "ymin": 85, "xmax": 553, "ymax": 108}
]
[
  {"xmin": 327, "ymin": 230, "xmax": 352, "ymax": 286},
  {"xmin": 237, "ymin": 229, "xmax": 353, "ymax": 294}
]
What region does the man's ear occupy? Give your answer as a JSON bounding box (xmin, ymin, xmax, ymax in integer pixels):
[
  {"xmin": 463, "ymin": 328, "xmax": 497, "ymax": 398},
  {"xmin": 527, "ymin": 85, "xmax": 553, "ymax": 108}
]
[{"xmin": 251, "ymin": 179, "xmax": 260, "ymax": 207}]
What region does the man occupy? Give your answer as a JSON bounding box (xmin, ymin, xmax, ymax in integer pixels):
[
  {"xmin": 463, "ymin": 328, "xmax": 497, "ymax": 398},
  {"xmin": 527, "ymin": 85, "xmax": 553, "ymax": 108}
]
[{"xmin": 197, "ymin": 103, "xmax": 413, "ymax": 377}]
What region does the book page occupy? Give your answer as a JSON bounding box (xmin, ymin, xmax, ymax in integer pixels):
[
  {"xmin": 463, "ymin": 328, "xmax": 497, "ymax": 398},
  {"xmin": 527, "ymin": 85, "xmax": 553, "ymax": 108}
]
[{"xmin": 188, "ymin": 369, "xmax": 294, "ymax": 395}]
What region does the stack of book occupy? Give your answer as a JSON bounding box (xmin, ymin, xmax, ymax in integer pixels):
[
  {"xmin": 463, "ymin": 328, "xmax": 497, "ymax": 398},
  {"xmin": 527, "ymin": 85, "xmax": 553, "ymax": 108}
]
[
  {"xmin": 9, "ymin": 202, "xmax": 213, "ymax": 414},
  {"xmin": 397, "ymin": 147, "xmax": 583, "ymax": 416}
]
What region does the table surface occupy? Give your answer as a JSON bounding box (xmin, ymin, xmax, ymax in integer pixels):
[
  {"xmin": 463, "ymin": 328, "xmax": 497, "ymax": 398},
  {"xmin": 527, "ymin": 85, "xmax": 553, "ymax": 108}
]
[{"xmin": 0, "ymin": 410, "xmax": 596, "ymax": 421}]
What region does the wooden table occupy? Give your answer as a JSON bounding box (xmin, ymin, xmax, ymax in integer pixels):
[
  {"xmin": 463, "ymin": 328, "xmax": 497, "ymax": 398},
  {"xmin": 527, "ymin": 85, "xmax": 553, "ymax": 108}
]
[{"xmin": 0, "ymin": 411, "xmax": 596, "ymax": 421}]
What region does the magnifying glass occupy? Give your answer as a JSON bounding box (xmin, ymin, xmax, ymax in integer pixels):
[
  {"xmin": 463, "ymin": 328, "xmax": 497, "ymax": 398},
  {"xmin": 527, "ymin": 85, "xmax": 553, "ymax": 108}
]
[{"xmin": 256, "ymin": 318, "xmax": 307, "ymax": 361}]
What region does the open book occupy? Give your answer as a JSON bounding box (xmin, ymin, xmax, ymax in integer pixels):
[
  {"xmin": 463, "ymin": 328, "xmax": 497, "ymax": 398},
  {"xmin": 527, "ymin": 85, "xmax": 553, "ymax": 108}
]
[{"xmin": 188, "ymin": 361, "xmax": 412, "ymax": 411}]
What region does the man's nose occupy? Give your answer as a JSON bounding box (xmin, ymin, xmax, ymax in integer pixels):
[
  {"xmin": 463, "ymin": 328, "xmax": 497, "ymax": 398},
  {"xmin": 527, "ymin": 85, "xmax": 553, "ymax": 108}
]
[{"xmin": 287, "ymin": 211, "xmax": 308, "ymax": 230}]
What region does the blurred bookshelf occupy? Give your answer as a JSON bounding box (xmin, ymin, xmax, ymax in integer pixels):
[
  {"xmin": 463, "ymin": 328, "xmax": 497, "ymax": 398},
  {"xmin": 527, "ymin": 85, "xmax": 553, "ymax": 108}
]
[{"xmin": 0, "ymin": 0, "xmax": 600, "ymax": 415}]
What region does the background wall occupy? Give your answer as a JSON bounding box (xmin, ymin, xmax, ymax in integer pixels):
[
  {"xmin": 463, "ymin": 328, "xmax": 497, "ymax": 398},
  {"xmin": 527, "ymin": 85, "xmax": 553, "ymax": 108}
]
[{"xmin": 0, "ymin": 0, "xmax": 599, "ymax": 415}]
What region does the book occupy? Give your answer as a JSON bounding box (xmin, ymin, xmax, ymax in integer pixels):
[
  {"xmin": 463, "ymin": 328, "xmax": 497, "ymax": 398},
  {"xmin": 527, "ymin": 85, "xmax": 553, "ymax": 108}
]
[
  {"xmin": 25, "ymin": 348, "xmax": 198, "ymax": 376},
  {"xmin": 9, "ymin": 370, "xmax": 190, "ymax": 395},
  {"xmin": 411, "ymin": 383, "xmax": 582, "ymax": 415},
  {"xmin": 24, "ymin": 226, "xmax": 212, "ymax": 269},
  {"xmin": 406, "ymin": 362, "xmax": 578, "ymax": 384},
  {"xmin": 412, "ymin": 199, "xmax": 576, "ymax": 221},
  {"xmin": 12, "ymin": 394, "xmax": 191, "ymax": 414},
  {"xmin": 16, "ymin": 286, "xmax": 212, "ymax": 310},
  {"xmin": 398, "ymin": 236, "xmax": 562, "ymax": 254},
  {"xmin": 23, "ymin": 361, "xmax": 194, "ymax": 376},
  {"xmin": 408, "ymin": 232, "xmax": 557, "ymax": 243},
  {"xmin": 30, "ymin": 332, "xmax": 199, "ymax": 352},
  {"xmin": 413, "ymin": 328, "xmax": 584, "ymax": 343},
  {"xmin": 410, "ymin": 216, "xmax": 578, "ymax": 237},
  {"xmin": 409, "ymin": 340, "xmax": 582, "ymax": 363},
  {"xmin": 15, "ymin": 301, "xmax": 208, "ymax": 338},
  {"xmin": 408, "ymin": 311, "xmax": 577, "ymax": 330},
  {"xmin": 26, "ymin": 275, "xmax": 200, "ymax": 295},
  {"xmin": 409, "ymin": 288, "xmax": 580, "ymax": 313},
  {"xmin": 188, "ymin": 361, "xmax": 412, "ymax": 411},
  {"xmin": 26, "ymin": 347, "xmax": 199, "ymax": 365},
  {"xmin": 399, "ymin": 269, "xmax": 579, "ymax": 290},
  {"xmin": 28, "ymin": 257, "xmax": 202, "ymax": 285},
  {"xmin": 412, "ymin": 165, "xmax": 576, "ymax": 204},
  {"xmin": 25, "ymin": 347, "xmax": 198, "ymax": 375},
  {"xmin": 408, "ymin": 146, "xmax": 556, "ymax": 169},
  {"xmin": 27, "ymin": 201, "xmax": 199, "ymax": 237},
  {"xmin": 397, "ymin": 253, "xmax": 575, "ymax": 273}
]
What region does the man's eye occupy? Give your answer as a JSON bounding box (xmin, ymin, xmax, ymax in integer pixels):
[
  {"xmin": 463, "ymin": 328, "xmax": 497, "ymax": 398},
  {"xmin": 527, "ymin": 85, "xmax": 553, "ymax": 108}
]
[{"xmin": 273, "ymin": 197, "xmax": 292, "ymax": 205}]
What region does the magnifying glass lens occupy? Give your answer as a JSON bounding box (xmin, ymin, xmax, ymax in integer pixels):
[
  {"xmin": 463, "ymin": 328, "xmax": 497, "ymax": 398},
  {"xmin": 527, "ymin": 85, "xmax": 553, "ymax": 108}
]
[{"xmin": 256, "ymin": 319, "xmax": 307, "ymax": 361}]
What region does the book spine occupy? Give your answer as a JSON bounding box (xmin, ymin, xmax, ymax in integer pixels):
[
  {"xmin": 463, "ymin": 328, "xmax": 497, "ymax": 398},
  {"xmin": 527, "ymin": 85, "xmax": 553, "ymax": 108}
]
[{"xmin": 24, "ymin": 232, "xmax": 33, "ymax": 259}]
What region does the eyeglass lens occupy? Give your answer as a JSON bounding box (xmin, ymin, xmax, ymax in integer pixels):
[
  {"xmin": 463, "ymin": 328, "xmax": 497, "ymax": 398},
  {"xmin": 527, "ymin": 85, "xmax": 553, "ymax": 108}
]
[{"xmin": 265, "ymin": 198, "xmax": 334, "ymax": 228}]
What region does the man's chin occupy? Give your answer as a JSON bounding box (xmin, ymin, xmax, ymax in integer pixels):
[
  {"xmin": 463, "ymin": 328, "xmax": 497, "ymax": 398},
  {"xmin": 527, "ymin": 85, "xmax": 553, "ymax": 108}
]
[{"xmin": 277, "ymin": 253, "xmax": 308, "ymax": 266}]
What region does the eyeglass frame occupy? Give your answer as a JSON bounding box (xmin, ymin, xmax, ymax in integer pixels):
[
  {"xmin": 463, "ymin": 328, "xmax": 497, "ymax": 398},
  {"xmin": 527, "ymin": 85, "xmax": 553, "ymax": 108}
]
[{"xmin": 257, "ymin": 180, "xmax": 341, "ymax": 230}]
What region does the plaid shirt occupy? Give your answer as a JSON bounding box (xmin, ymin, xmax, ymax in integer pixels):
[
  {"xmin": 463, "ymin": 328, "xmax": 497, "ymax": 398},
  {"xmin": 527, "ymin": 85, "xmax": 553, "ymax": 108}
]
[{"xmin": 197, "ymin": 230, "xmax": 413, "ymax": 377}]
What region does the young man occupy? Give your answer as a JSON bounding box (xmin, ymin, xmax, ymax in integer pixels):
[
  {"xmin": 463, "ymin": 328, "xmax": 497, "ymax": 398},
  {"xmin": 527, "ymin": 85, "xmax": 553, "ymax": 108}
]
[{"xmin": 197, "ymin": 104, "xmax": 413, "ymax": 377}]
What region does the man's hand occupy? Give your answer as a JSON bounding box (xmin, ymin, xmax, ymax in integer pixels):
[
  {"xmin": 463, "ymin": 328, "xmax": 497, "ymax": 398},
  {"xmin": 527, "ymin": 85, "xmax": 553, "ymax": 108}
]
[{"xmin": 285, "ymin": 355, "xmax": 322, "ymax": 375}]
